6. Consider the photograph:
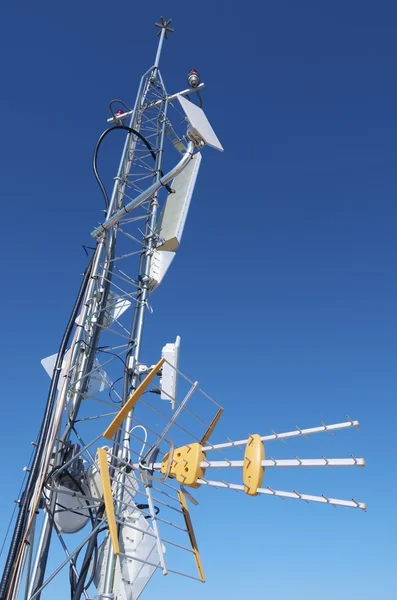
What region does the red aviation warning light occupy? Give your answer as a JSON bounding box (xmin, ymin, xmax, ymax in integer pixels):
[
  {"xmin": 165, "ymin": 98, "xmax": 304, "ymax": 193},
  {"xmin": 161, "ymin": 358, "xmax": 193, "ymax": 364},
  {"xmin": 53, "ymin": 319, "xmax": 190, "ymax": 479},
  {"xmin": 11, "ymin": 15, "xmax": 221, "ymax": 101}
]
[{"xmin": 187, "ymin": 68, "xmax": 200, "ymax": 88}]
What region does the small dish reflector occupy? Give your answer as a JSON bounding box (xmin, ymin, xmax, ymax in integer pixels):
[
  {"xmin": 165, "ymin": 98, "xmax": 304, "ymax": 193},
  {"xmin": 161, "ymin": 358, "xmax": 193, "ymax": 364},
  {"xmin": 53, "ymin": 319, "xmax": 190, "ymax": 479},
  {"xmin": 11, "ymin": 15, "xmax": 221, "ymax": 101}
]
[
  {"xmin": 177, "ymin": 95, "xmax": 223, "ymax": 152},
  {"xmin": 53, "ymin": 486, "xmax": 90, "ymax": 534}
]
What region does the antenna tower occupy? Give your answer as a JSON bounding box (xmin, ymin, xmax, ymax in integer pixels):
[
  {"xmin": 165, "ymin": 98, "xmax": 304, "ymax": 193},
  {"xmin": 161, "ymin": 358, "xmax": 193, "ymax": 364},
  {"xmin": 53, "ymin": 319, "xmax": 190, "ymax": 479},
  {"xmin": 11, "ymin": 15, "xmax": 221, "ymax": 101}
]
[{"xmin": 0, "ymin": 18, "xmax": 365, "ymax": 600}]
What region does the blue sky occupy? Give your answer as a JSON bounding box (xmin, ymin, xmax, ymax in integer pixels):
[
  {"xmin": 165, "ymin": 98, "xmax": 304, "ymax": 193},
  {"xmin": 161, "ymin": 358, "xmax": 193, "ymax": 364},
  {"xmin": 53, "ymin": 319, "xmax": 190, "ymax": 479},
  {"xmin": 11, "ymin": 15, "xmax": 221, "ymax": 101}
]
[{"xmin": 0, "ymin": 1, "xmax": 396, "ymax": 598}]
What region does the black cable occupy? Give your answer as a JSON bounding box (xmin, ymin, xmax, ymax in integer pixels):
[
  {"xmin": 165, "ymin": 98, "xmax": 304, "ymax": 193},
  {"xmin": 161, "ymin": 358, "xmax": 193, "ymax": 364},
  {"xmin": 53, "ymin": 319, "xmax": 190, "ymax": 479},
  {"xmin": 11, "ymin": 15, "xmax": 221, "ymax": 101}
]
[
  {"xmin": 41, "ymin": 468, "xmax": 98, "ymax": 598},
  {"xmin": 45, "ymin": 469, "xmax": 96, "ymax": 596},
  {"xmin": 64, "ymin": 474, "xmax": 98, "ymax": 596},
  {"xmin": 197, "ymin": 89, "xmax": 203, "ymax": 108},
  {"xmin": 71, "ymin": 505, "xmax": 105, "ymax": 600},
  {"xmin": 136, "ymin": 504, "xmax": 160, "ymax": 519},
  {"xmin": 42, "ymin": 465, "xmax": 101, "ymax": 597},
  {"xmin": 0, "ymin": 443, "xmax": 36, "ymax": 559},
  {"xmin": 80, "ymin": 341, "xmax": 129, "ymax": 368},
  {"xmin": 93, "ymin": 125, "xmax": 173, "ymax": 210},
  {"xmin": 70, "ymin": 524, "xmax": 108, "ymax": 598},
  {"xmin": 70, "ymin": 541, "xmax": 97, "ymax": 595},
  {"xmin": 186, "ymin": 90, "xmax": 203, "ymax": 108},
  {"xmin": 78, "ymin": 343, "xmax": 128, "ymax": 405},
  {"xmin": 96, "ymin": 346, "xmax": 129, "ymax": 368},
  {"xmin": 82, "ymin": 245, "xmax": 96, "ymax": 257},
  {"xmin": 109, "ymin": 99, "xmax": 132, "ymax": 119},
  {"xmin": 108, "ymin": 376, "xmax": 123, "ymax": 404},
  {"xmin": 78, "ymin": 342, "xmax": 129, "ymax": 405},
  {"xmin": 69, "ymin": 341, "xmax": 128, "ymax": 407},
  {"xmin": 70, "ymin": 539, "xmax": 98, "ymax": 595},
  {"xmin": 0, "ymin": 253, "xmax": 96, "ymax": 600},
  {"xmin": 53, "ymin": 462, "xmax": 102, "ymax": 598},
  {"xmin": 45, "ymin": 470, "xmax": 97, "ymax": 596}
]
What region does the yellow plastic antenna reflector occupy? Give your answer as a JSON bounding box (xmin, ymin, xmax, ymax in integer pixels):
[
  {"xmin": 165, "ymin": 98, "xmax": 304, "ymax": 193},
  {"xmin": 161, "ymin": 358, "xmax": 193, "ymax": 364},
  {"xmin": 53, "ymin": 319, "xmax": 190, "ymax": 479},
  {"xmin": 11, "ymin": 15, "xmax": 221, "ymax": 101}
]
[
  {"xmin": 161, "ymin": 443, "xmax": 205, "ymax": 488},
  {"xmin": 177, "ymin": 490, "xmax": 205, "ymax": 583},
  {"xmin": 200, "ymin": 408, "xmax": 223, "ymax": 446},
  {"xmin": 103, "ymin": 357, "xmax": 165, "ymax": 440},
  {"xmin": 243, "ymin": 434, "xmax": 265, "ymax": 496},
  {"xmin": 97, "ymin": 447, "xmax": 120, "ymax": 555}
]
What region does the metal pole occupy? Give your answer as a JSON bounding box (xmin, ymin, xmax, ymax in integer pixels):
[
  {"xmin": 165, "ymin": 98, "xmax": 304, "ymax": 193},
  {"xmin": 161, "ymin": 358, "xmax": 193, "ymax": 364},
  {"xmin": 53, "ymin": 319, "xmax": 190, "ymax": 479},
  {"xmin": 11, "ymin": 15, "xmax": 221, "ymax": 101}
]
[
  {"xmin": 154, "ymin": 27, "xmax": 166, "ymax": 69},
  {"xmin": 101, "ymin": 25, "xmax": 168, "ymax": 596}
]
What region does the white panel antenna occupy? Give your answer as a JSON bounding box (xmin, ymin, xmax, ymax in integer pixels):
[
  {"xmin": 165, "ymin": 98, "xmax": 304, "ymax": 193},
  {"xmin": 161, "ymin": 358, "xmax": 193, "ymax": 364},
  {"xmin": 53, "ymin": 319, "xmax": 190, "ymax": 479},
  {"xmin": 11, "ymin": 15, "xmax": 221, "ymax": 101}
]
[
  {"xmin": 156, "ymin": 152, "xmax": 202, "ymax": 251},
  {"xmin": 160, "ymin": 336, "xmax": 181, "ymax": 409},
  {"xmin": 102, "ymin": 291, "xmax": 131, "ymax": 327},
  {"xmin": 95, "ymin": 516, "xmax": 163, "ymax": 600},
  {"xmin": 74, "ymin": 291, "xmax": 130, "ymax": 329},
  {"xmin": 41, "ymin": 351, "xmax": 112, "ymax": 395},
  {"xmin": 177, "ymin": 94, "xmax": 223, "ymax": 151},
  {"xmin": 148, "ymin": 250, "xmax": 175, "ymax": 290}
]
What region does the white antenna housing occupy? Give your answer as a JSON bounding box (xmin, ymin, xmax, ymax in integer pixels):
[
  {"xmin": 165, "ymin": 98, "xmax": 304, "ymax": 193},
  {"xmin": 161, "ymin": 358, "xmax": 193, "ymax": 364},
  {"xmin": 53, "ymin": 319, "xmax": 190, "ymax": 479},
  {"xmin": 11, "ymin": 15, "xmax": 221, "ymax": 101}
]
[
  {"xmin": 95, "ymin": 516, "xmax": 163, "ymax": 600},
  {"xmin": 177, "ymin": 95, "xmax": 223, "ymax": 151},
  {"xmin": 156, "ymin": 152, "xmax": 201, "ymax": 251},
  {"xmin": 160, "ymin": 336, "xmax": 181, "ymax": 409},
  {"xmin": 41, "ymin": 351, "xmax": 112, "ymax": 395},
  {"xmin": 102, "ymin": 291, "xmax": 131, "ymax": 327},
  {"xmin": 148, "ymin": 250, "xmax": 175, "ymax": 290},
  {"xmin": 74, "ymin": 291, "xmax": 130, "ymax": 329},
  {"xmin": 53, "ymin": 487, "xmax": 90, "ymax": 534}
]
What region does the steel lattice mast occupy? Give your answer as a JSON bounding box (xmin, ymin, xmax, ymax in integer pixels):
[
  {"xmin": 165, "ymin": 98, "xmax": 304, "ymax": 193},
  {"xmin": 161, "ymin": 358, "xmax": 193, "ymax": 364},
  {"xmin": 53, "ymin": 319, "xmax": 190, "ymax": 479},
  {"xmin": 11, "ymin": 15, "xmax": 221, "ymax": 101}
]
[{"xmin": 0, "ymin": 17, "xmax": 366, "ymax": 600}]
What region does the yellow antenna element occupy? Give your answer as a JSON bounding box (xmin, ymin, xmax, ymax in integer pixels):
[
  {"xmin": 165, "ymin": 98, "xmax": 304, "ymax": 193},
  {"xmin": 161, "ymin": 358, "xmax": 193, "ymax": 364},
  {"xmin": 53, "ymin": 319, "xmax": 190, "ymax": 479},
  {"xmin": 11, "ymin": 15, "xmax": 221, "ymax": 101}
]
[
  {"xmin": 103, "ymin": 357, "xmax": 165, "ymax": 440},
  {"xmin": 243, "ymin": 434, "xmax": 265, "ymax": 496},
  {"xmin": 161, "ymin": 443, "xmax": 205, "ymax": 488},
  {"xmin": 177, "ymin": 490, "xmax": 205, "ymax": 583},
  {"xmin": 97, "ymin": 448, "xmax": 120, "ymax": 555},
  {"xmin": 199, "ymin": 408, "xmax": 223, "ymax": 446}
]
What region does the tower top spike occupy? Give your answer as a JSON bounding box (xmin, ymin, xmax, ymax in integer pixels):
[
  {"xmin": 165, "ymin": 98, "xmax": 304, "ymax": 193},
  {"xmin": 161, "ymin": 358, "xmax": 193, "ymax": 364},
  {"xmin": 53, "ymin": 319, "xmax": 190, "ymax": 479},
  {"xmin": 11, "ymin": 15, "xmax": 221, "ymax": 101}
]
[{"xmin": 155, "ymin": 16, "xmax": 174, "ymax": 39}]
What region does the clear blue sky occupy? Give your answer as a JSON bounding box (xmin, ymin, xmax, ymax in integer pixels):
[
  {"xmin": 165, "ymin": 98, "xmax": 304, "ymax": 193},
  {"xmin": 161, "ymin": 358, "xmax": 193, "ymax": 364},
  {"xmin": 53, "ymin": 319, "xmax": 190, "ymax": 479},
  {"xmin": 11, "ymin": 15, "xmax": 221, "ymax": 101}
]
[{"xmin": 0, "ymin": 1, "xmax": 396, "ymax": 598}]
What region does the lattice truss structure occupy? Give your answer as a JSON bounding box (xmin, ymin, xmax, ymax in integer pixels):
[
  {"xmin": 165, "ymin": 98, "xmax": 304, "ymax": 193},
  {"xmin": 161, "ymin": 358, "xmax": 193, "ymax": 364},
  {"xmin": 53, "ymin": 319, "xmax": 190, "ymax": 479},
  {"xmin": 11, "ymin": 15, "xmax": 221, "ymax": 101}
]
[{"xmin": 0, "ymin": 18, "xmax": 366, "ymax": 600}]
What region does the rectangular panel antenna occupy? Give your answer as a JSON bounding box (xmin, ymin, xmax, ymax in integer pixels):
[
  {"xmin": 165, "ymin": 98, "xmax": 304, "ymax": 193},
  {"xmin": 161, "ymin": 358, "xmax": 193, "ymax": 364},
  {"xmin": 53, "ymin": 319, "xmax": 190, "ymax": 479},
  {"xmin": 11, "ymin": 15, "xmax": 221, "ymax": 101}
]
[
  {"xmin": 148, "ymin": 251, "xmax": 176, "ymax": 290},
  {"xmin": 161, "ymin": 336, "xmax": 181, "ymax": 409},
  {"xmin": 177, "ymin": 95, "xmax": 223, "ymax": 151},
  {"xmin": 156, "ymin": 152, "xmax": 202, "ymax": 252}
]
